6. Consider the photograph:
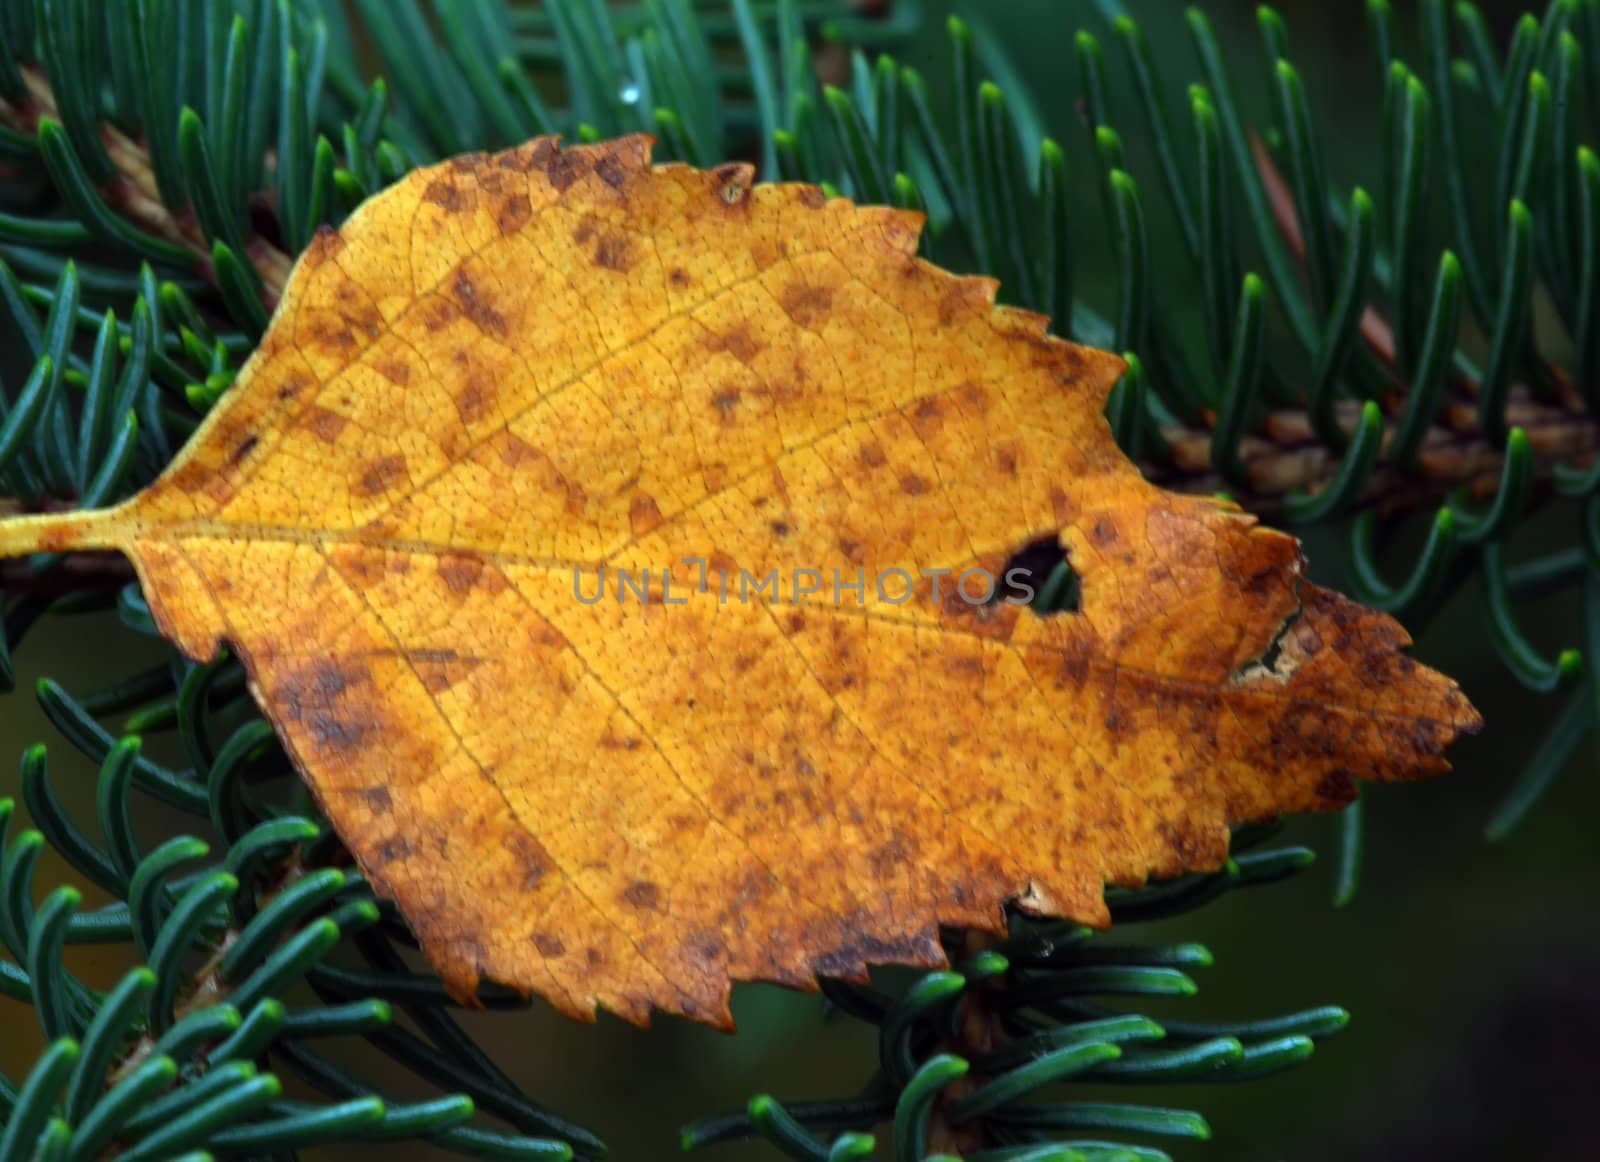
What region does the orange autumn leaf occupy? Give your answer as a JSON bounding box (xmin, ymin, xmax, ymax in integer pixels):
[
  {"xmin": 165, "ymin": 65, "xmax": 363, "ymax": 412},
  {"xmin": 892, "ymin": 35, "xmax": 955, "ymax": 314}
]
[{"xmin": 0, "ymin": 135, "xmax": 1478, "ymax": 1028}]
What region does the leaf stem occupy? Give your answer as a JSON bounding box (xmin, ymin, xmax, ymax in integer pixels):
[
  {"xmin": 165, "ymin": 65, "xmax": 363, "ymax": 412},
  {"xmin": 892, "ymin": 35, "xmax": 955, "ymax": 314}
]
[{"xmin": 0, "ymin": 503, "xmax": 129, "ymax": 558}]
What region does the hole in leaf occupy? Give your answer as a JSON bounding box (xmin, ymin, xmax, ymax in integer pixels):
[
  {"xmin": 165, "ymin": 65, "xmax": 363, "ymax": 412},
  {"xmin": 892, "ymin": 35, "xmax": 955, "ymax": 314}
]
[
  {"xmin": 1230, "ymin": 577, "xmax": 1306, "ymax": 684},
  {"xmin": 1253, "ymin": 611, "xmax": 1298, "ymax": 674},
  {"xmin": 999, "ymin": 537, "xmax": 1081, "ymax": 616}
]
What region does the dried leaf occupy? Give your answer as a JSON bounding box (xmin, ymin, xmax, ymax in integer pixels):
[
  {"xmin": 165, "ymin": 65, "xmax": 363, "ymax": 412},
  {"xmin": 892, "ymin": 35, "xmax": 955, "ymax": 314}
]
[{"xmin": 0, "ymin": 137, "xmax": 1479, "ymax": 1028}]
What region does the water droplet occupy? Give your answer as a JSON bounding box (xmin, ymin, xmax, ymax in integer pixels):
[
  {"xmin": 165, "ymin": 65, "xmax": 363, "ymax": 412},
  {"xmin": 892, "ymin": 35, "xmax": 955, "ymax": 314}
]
[{"xmin": 619, "ymin": 82, "xmax": 640, "ymax": 106}]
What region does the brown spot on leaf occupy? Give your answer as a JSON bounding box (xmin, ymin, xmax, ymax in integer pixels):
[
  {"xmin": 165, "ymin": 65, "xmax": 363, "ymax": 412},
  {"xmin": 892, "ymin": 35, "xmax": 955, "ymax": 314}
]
[
  {"xmin": 938, "ymin": 280, "xmax": 989, "ymax": 326},
  {"xmin": 356, "ymin": 455, "xmax": 408, "ymax": 498},
  {"xmin": 360, "ymin": 786, "xmax": 393, "ymax": 813},
  {"xmin": 1103, "ymin": 706, "xmax": 1135, "ymax": 742},
  {"xmin": 438, "ymin": 554, "xmax": 486, "ymax": 596},
  {"xmin": 453, "ymin": 271, "xmax": 509, "ymax": 337},
  {"xmin": 527, "ymin": 138, "xmax": 556, "ymax": 168},
  {"xmin": 412, "ymin": 647, "xmax": 483, "ymax": 693},
  {"xmin": 1155, "ymin": 819, "xmax": 1209, "ymax": 867},
  {"xmin": 499, "ymin": 433, "xmax": 539, "ymax": 467},
  {"xmin": 277, "ymin": 659, "xmax": 371, "ymax": 755},
  {"xmin": 1048, "ymin": 485, "xmax": 1074, "ymax": 524},
  {"xmin": 307, "ymin": 223, "xmax": 345, "ymax": 260},
  {"xmin": 474, "ymin": 165, "xmax": 508, "ymax": 195},
  {"xmin": 705, "ymin": 325, "xmax": 763, "ymax": 364},
  {"xmin": 630, "ymin": 494, "xmax": 664, "ymax": 536},
  {"xmin": 1052, "ymin": 635, "xmax": 1093, "ymax": 689},
  {"xmin": 307, "ymin": 321, "xmax": 356, "ymax": 350},
  {"xmin": 378, "ymin": 836, "xmax": 415, "ymax": 862},
  {"xmin": 780, "ymin": 283, "xmax": 832, "ymax": 328},
  {"xmin": 420, "ymin": 671, "xmax": 454, "ymax": 694},
  {"xmin": 375, "ymin": 358, "xmax": 411, "ymax": 387},
  {"xmin": 456, "ymin": 376, "xmax": 497, "ymax": 425},
  {"xmin": 593, "ymin": 232, "xmax": 633, "ymax": 272},
  {"xmin": 777, "ymin": 284, "xmax": 832, "ymax": 329},
  {"xmin": 338, "ymin": 551, "xmax": 385, "ymax": 585},
  {"xmin": 498, "ymin": 194, "xmax": 533, "ymax": 234},
  {"xmin": 595, "ymin": 153, "xmax": 629, "ymax": 191},
  {"xmin": 911, "ymin": 397, "xmax": 944, "ymax": 436},
  {"xmin": 957, "ymin": 381, "xmax": 991, "ymax": 413},
  {"xmin": 623, "ymin": 880, "xmax": 661, "ymax": 909},
  {"xmin": 275, "ymin": 373, "xmax": 311, "ymax": 402},
  {"xmin": 227, "ymin": 434, "xmax": 260, "ymax": 467},
  {"xmin": 423, "ymin": 177, "xmax": 464, "ymax": 210},
  {"xmin": 509, "ymin": 832, "xmax": 553, "ymax": 890},
  {"xmin": 417, "ymin": 296, "xmax": 460, "ymax": 332},
  {"xmin": 303, "ymin": 407, "xmax": 348, "ymax": 444},
  {"xmin": 546, "ymin": 148, "xmax": 590, "ymax": 192}
]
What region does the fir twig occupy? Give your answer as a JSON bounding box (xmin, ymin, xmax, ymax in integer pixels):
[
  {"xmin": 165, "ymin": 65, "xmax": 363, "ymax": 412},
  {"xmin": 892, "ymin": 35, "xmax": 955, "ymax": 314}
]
[{"xmin": 0, "ymin": 65, "xmax": 294, "ymax": 302}]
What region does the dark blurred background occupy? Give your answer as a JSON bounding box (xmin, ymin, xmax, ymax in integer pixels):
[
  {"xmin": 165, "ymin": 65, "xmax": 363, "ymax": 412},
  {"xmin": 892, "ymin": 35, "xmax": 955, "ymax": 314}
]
[{"xmin": 3, "ymin": 1, "xmax": 1598, "ymax": 1159}]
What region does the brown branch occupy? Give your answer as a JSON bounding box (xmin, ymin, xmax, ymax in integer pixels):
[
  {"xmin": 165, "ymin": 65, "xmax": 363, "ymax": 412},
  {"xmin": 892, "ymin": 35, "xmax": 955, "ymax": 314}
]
[
  {"xmin": 928, "ymin": 930, "xmax": 1007, "ymax": 1157},
  {"xmin": 0, "ymin": 551, "xmax": 133, "ymax": 593},
  {"xmin": 110, "ymin": 852, "xmax": 315, "ymax": 1087},
  {"xmin": 1198, "ymin": 133, "xmax": 1600, "ymax": 514},
  {"xmin": 1154, "ymin": 391, "xmax": 1599, "ymax": 513},
  {"xmin": 0, "ymin": 64, "xmax": 293, "ymax": 303}
]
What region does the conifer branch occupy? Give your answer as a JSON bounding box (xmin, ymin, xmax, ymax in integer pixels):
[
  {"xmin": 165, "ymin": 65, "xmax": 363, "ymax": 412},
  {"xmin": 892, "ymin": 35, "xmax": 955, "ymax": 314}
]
[
  {"xmin": 0, "ymin": 65, "xmax": 293, "ymax": 302},
  {"xmin": 1156, "ymin": 392, "xmax": 1599, "ymax": 514},
  {"xmin": 1197, "ymin": 133, "xmax": 1600, "ymax": 514}
]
